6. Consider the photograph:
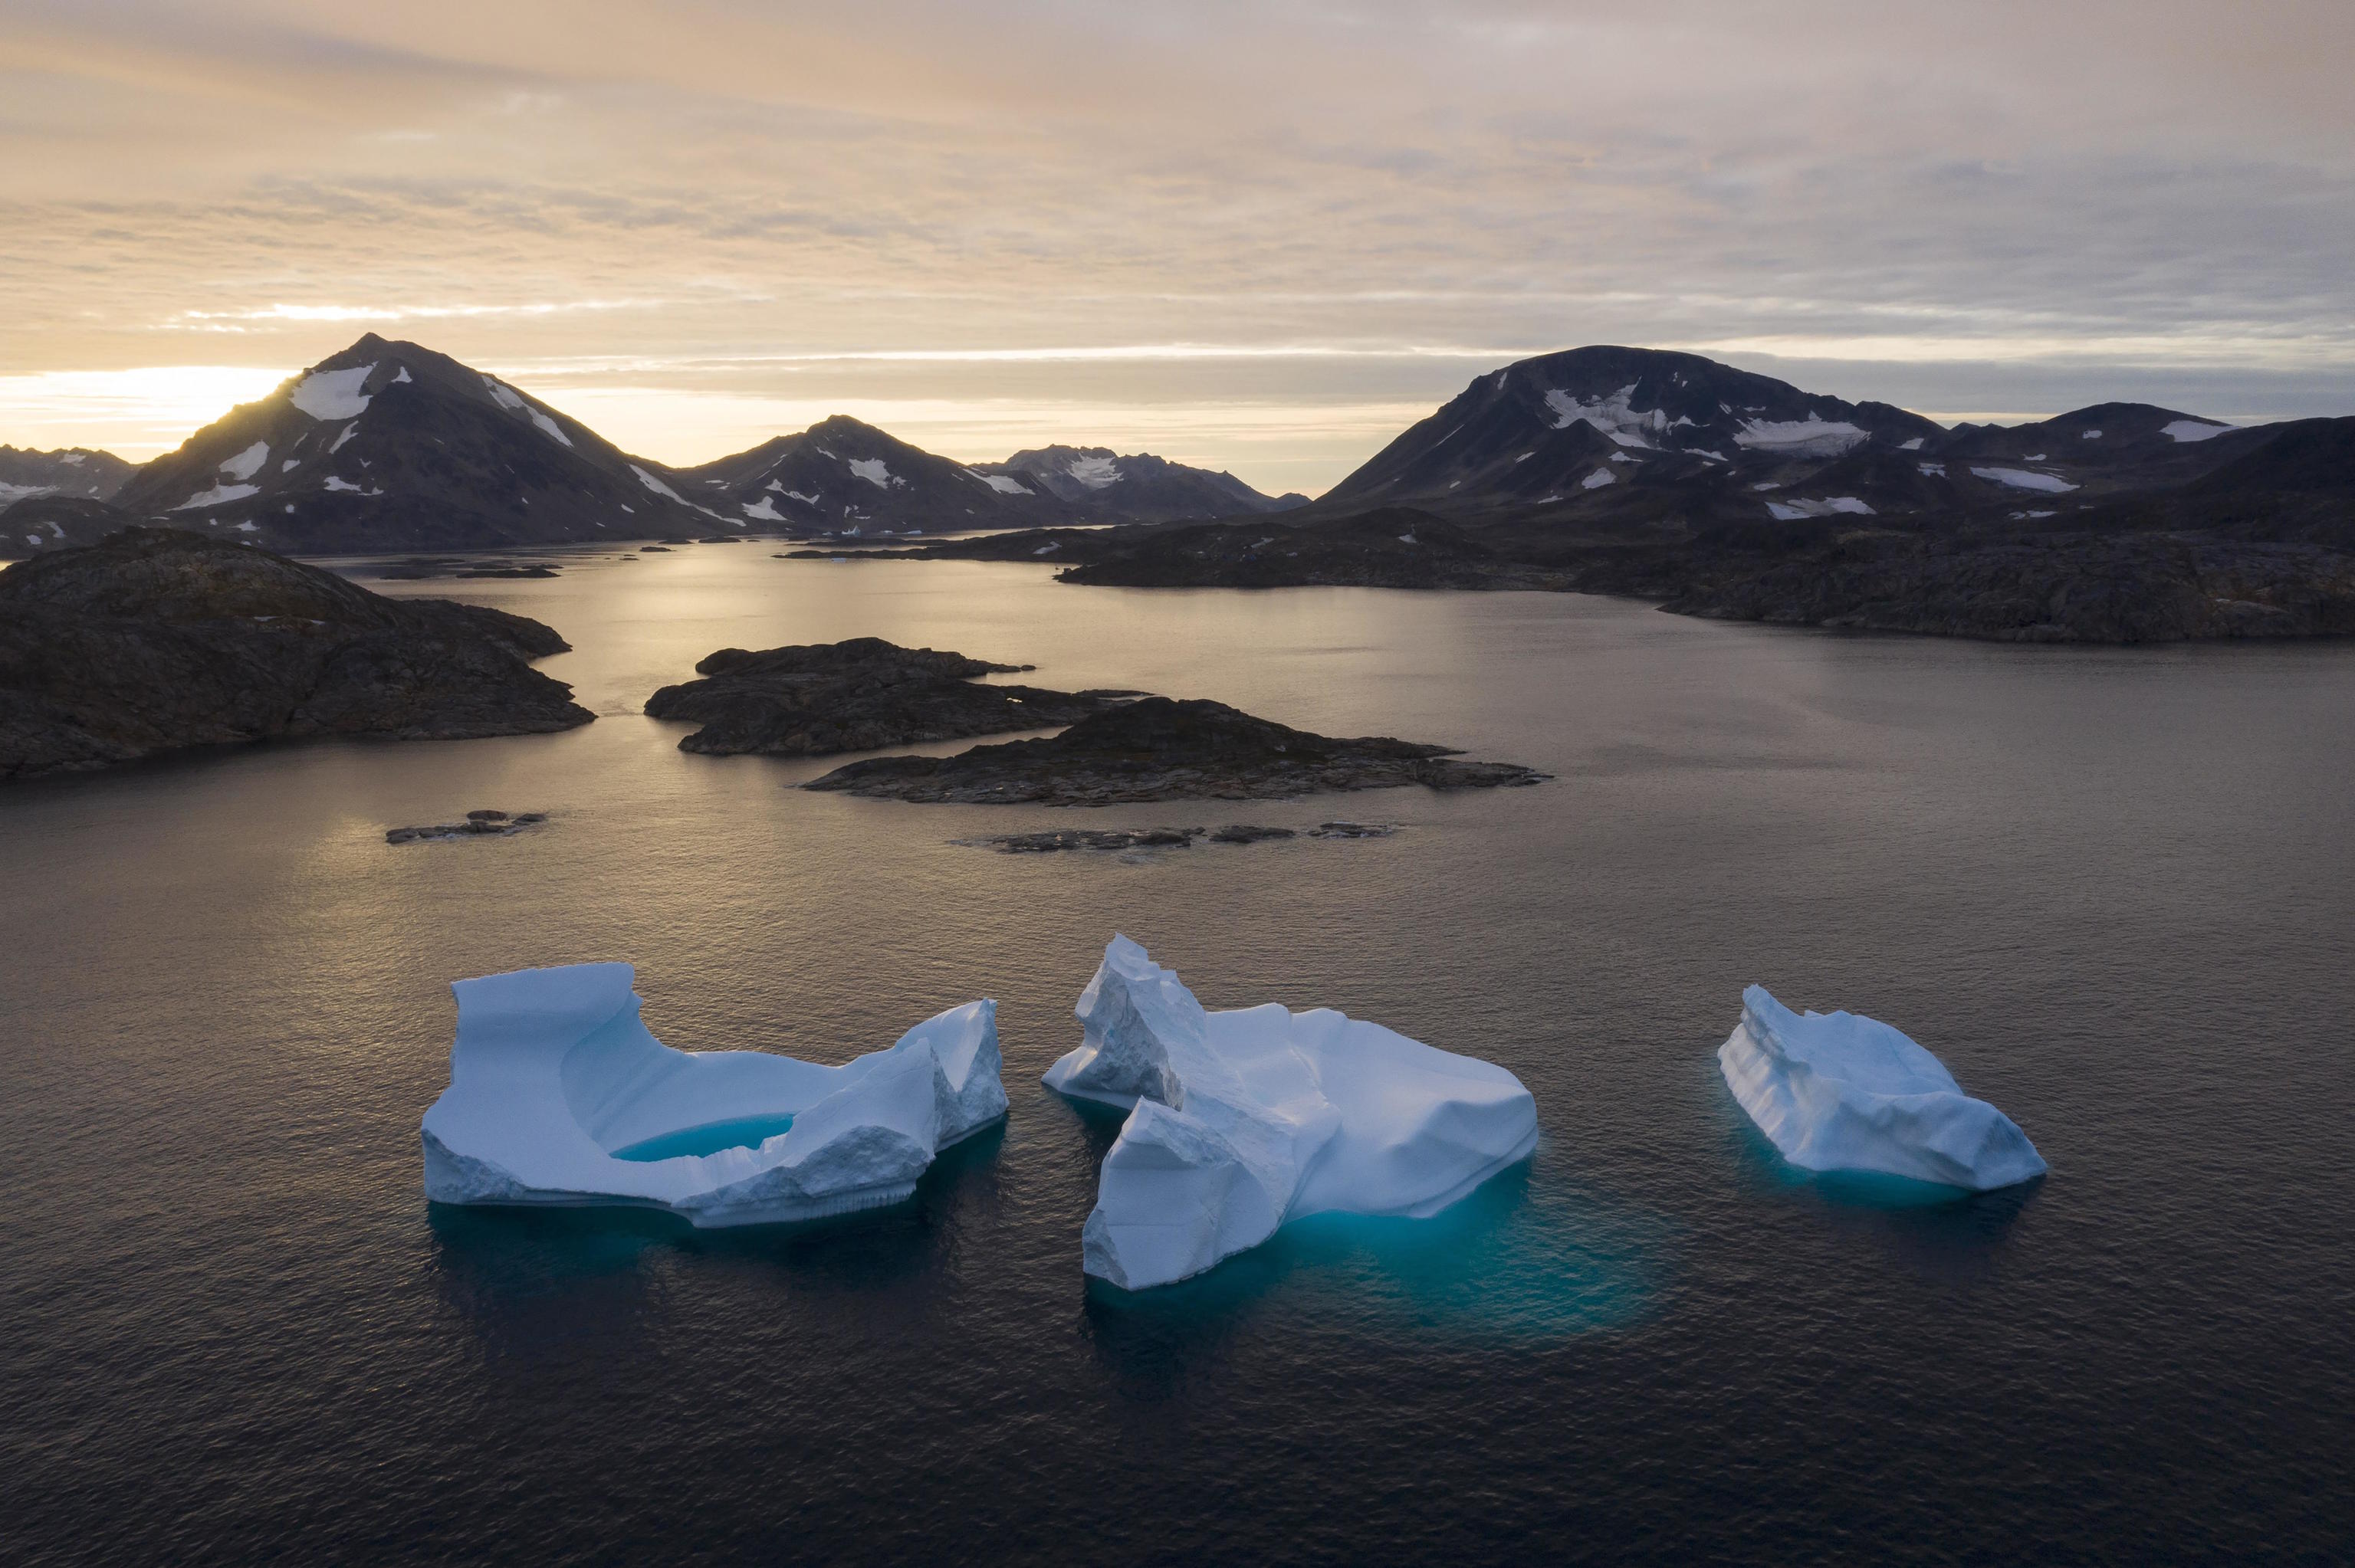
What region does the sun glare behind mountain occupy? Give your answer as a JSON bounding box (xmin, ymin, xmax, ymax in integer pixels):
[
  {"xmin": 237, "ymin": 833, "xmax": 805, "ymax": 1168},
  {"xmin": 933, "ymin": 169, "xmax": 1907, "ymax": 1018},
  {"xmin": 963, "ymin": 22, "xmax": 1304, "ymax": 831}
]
[{"xmin": 0, "ymin": 366, "xmax": 291, "ymax": 460}]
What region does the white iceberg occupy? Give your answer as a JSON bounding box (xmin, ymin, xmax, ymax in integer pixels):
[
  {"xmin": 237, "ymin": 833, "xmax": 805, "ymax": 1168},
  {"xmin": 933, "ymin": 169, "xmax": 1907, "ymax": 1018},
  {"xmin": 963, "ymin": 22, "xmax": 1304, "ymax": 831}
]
[
  {"xmin": 1718, "ymin": 985, "xmax": 2045, "ymax": 1192},
  {"xmin": 1046, "ymin": 937, "xmax": 1539, "ymax": 1290},
  {"xmin": 422, "ymin": 963, "xmax": 1006, "ymax": 1225}
]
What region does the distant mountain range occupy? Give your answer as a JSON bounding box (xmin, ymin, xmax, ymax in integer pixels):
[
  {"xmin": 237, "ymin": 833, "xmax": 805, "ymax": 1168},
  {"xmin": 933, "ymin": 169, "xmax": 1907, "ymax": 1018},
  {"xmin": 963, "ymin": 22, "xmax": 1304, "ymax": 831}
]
[
  {"xmin": 837, "ymin": 344, "xmax": 2355, "ymax": 642},
  {"xmin": 1, "ymin": 445, "xmax": 137, "ymax": 507},
  {"xmin": 1312, "ymin": 345, "xmax": 2306, "ymax": 536},
  {"xmin": 672, "ymin": 414, "xmax": 1043, "ymax": 535},
  {"xmin": 0, "ymin": 335, "xmax": 1302, "ymax": 556},
  {"xmin": 7, "ymin": 335, "xmax": 2351, "ymax": 641},
  {"xmin": 974, "ymin": 446, "xmax": 1307, "ymax": 522}
]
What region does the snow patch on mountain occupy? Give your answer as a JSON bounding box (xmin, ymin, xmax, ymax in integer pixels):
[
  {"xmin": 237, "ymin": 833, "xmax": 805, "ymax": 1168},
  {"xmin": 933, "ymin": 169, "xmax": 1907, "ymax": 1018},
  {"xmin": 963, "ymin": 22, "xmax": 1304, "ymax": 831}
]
[
  {"xmin": 1545, "ymin": 384, "xmax": 1662, "ymax": 448},
  {"xmin": 219, "ymin": 441, "xmax": 270, "ymax": 481},
  {"xmin": 176, "ymin": 482, "xmax": 261, "ymax": 510},
  {"xmin": 1765, "ymin": 497, "xmax": 1874, "ymax": 520},
  {"xmin": 978, "ymin": 473, "xmax": 1031, "ymax": 495},
  {"xmin": 291, "ymin": 365, "xmax": 376, "ymax": 421},
  {"xmin": 631, "ymin": 464, "xmax": 688, "ymax": 503},
  {"xmin": 848, "ymin": 458, "xmax": 898, "ymax": 489},
  {"xmin": 1972, "ymin": 467, "xmax": 2077, "ymax": 494},
  {"xmin": 1581, "ymin": 467, "xmax": 1616, "ymax": 490},
  {"xmin": 481, "ymin": 376, "xmax": 573, "ymax": 447},
  {"xmin": 1734, "ymin": 416, "xmax": 1869, "ymax": 458},
  {"xmin": 742, "ymin": 496, "xmax": 783, "ymax": 521},
  {"xmin": 2163, "ymin": 419, "xmax": 2235, "ymax": 443},
  {"xmin": 1066, "ymin": 454, "xmax": 1123, "ymax": 488}
]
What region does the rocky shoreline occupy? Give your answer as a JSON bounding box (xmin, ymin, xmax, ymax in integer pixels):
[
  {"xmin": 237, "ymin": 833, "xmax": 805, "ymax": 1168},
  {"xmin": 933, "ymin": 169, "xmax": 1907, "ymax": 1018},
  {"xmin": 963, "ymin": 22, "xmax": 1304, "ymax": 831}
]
[
  {"xmin": 800, "ymin": 507, "xmax": 2355, "ymax": 645},
  {"xmin": 806, "ymin": 696, "xmax": 1547, "ymax": 805}
]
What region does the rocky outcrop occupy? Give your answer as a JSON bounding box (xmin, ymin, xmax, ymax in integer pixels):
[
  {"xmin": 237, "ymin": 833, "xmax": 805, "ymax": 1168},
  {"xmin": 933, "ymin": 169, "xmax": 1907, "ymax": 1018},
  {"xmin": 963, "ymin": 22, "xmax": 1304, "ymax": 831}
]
[
  {"xmin": 1647, "ymin": 533, "xmax": 2355, "ymax": 643},
  {"xmin": 643, "ymin": 636, "xmax": 1136, "ymax": 755},
  {"xmin": 0, "ymin": 527, "xmax": 592, "ymax": 779},
  {"xmin": 804, "ymin": 696, "xmax": 1548, "ymax": 805}
]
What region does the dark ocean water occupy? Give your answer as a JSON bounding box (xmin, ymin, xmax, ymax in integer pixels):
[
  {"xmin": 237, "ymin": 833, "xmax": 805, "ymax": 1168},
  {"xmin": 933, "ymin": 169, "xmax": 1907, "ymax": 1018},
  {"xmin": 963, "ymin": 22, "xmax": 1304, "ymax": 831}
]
[{"xmin": 5, "ymin": 551, "xmax": 2351, "ymax": 1564}]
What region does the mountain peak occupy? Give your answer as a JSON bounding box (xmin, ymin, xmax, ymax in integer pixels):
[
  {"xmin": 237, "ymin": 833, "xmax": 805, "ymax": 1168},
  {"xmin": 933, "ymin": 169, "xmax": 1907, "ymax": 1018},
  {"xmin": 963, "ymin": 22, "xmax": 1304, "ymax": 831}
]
[
  {"xmin": 104, "ymin": 336, "xmax": 707, "ymax": 550},
  {"xmin": 1323, "ymin": 345, "xmax": 1944, "ymax": 511}
]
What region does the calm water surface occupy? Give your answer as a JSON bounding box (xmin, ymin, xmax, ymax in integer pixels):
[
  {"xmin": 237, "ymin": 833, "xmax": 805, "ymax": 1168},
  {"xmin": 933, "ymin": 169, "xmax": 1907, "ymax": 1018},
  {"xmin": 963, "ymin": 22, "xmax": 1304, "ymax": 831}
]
[{"xmin": 5, "ymin": 549, "xmax": 2351, "ymax": 1563}]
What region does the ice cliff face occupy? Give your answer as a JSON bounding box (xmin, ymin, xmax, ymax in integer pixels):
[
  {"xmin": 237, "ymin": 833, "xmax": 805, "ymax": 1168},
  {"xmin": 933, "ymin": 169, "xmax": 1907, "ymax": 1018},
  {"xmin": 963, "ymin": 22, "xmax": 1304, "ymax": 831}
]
[
  {"xmin": 1046, "ymin": 937, "xmax": 1539, "ymax": 1290},
  {"xmin": 421, "ymin": 963, "xmax": 1006, "ymax": 1225},
  {"xmin": 1718, "ymin": 984, "xmax": 2045, "ymax": 1192}
]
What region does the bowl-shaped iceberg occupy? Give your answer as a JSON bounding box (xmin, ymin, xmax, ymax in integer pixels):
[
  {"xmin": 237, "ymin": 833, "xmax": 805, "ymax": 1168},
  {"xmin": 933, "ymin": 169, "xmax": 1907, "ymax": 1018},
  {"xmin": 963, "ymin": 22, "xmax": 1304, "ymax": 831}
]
[
  {"xmin": 1718, "ymin": 984, "xmax": 2045, "ymax": 1192},
  {"xmin": 1046, "ymin": 936, "xmax": 1539, "ymax": 1290},
  {"xmin": 422, "ymin": 963, "xmax": 1007, "ymax": 1225}
]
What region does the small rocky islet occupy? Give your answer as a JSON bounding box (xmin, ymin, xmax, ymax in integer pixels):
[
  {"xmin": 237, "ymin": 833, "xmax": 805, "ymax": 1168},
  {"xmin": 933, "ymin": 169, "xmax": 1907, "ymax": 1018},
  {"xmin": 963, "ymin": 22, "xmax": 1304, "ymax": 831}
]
[
  {"xmin": 642, "ymin": 638, "xmax": 1544, "ymax": 805},
  {"xmin": 803, "ymin": 694, "xmax": 1548, "ymax": 805},
  {"xmin": 385, "ymin": 809, "xmax": 548, "ymax": 844},
  {"xmin": 642, "ymin": 635, "xmax": 1139, "ymax": 756}
]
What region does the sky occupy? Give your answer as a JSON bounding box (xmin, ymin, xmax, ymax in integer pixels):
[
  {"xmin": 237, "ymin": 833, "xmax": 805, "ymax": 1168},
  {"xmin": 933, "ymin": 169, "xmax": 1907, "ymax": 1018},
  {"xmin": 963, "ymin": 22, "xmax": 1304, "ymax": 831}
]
[{"xmin": 2, "ymin": 0, "xmax": 2350, "ymax": 495}]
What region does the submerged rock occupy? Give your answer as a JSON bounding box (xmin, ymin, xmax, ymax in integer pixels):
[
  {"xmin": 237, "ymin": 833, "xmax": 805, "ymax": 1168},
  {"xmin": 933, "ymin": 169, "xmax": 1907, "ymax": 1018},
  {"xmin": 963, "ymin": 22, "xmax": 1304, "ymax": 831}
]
[
  {"xmin": 957, "ymin": 826, "xmax": 1204, "ymax": 854},
  {"xmin": 422, "ymin": 962, "xmax": 1007, "ymax": 1225},
  {"xmin": 1046, "ymin": 937, "xmax": 1539, "ymax": 1289},
  {"xmin": 375, "ymin": 557, "xmax": 560, "ymax": 581},
  {"xmin": 1717, "ymin": 985, "xmax": 2046, "ymax": 1191},
  {"xmin": 804, "ymin": 696, "xmax": 1549, "ymax": 805},
  {"xmin": 0, "ymin": 527, "xmax": 591, "ymax": 780},
  {"xmin": 644, "ymin": 636, "xmax": 1137, "ymax": 756},
  {"xmin": 1207, "ymin": 824, "xmax": 1298, "ymax": 843}
]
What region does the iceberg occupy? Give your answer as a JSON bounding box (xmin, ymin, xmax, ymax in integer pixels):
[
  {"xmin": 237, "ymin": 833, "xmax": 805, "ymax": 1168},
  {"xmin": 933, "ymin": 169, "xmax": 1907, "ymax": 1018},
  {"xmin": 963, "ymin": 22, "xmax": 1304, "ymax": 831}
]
[
  {"xmin": 1046, "ymin": 937, "xmax": 1539, "ymax": 1290},
  {"xmin": 422, "ymin": 963, "xmax": 1006, "ymax": 1225},
  {"xmin": 1718, "ymin": 985, "xmax": 2045, "ymax": 1192}
]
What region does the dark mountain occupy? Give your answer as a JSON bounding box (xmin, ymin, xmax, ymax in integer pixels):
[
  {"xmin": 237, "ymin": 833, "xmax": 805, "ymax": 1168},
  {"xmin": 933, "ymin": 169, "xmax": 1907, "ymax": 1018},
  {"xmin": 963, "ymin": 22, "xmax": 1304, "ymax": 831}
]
[
  {"xmin": 974, "ymin": 445, "xmax": 1307, "ymax": 523},
  {"xmin": 1, "ymin": 527, "xmax": 590, "ymax": 779},
  {"xmin": 1321, "ymin": 346, "xmax": 1944, "ymax": 518},
  {"xmin": 107, "ymin": 334, "xmax": 714, "ymax": 552},
  {"xmin": 673, "ymin": 416, "xmax": 1052, "ymax": 536},
  {"xmin": 2187, "ymin": 417, "xmax": 2355, "ymax": 498},
  {"xmin": 0, "ymin": 444, "xmax": 136, "ymax": 505},
  {"xmin": 0, "ymin": 497, "xmax": 135, "ymax": 559}
]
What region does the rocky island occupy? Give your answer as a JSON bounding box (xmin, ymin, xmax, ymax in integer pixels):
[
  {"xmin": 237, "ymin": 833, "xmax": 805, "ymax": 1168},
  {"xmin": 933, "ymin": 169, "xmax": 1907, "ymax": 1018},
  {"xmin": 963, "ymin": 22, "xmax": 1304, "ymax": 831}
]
[
  {"xmin": 0, "ymin": 527, "xmax": 592, "ymax": 779},
  {"xmin": 803, "ymin": 696, "xmax": 1547, "ymax": 804},
  {"xmin": 642, "ymin": 636, "xmax": 1137, "ymax": 755}
]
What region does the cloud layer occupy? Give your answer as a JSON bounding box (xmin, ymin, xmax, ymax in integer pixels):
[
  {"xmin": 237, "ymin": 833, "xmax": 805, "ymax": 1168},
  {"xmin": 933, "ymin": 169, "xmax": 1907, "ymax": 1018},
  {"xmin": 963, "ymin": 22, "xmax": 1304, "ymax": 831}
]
[{"xmin": 4, "ymin": 0, "xmax": 2350, "ymax": 487}]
